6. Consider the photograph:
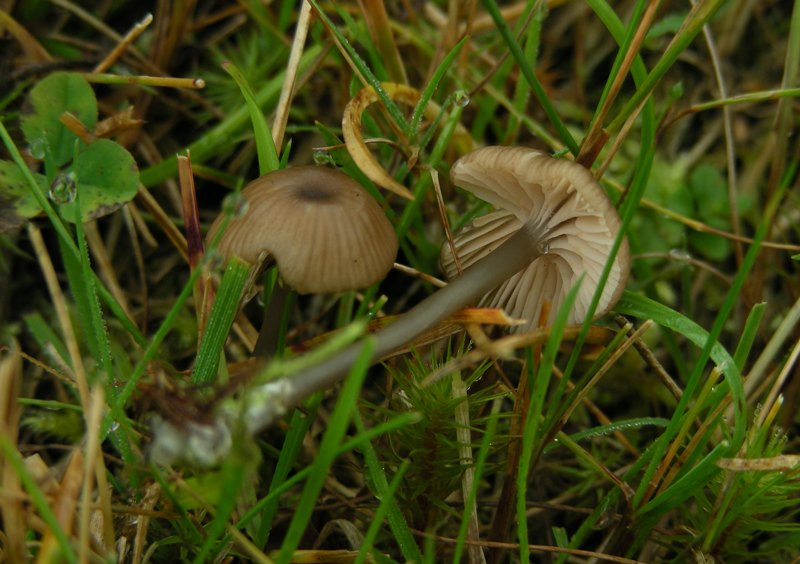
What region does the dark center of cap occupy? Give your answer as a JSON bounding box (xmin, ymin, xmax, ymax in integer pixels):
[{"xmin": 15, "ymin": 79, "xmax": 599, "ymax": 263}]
[{"xmin": 295, "ymin": 184, "xmax": 338, "ymax": 202}]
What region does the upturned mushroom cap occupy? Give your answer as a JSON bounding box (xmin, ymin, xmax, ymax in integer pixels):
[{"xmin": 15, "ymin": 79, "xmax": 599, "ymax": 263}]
[
  {"xmin": 208, "ymin": 166, "xmax": 398, "ymax": 294},
  {"xmin": 440, "ymin": 146, "xmax": 629, "ymax": 328}
]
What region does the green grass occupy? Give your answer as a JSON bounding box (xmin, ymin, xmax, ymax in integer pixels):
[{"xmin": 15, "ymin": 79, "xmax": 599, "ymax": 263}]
[{"xmin": 1, "ymin": 1, "xmax": 799, "ymax": 562}]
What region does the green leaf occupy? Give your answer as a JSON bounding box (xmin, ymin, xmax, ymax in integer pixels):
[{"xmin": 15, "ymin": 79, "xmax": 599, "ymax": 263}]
[
  {"xmin": 615, "ymin": 290, "xmax": 739, "ymax": 385},
  {"xmin": 21, "ymin": 72, "xmax": 98, "ymax": 168},
  {"xmin": 688, "ymin": 164, "xmax": 731, "ymax": 260},
  {"xmin": 0, "ymin": 160, "xmax": 47, "ymax": 230},
  {"xmin": 1, "ymin": 118, "xmax": 147, "ymax": 347},
  {"xmin": 690, "ymin": 164, "xmax": 728, "ymax": 218},
  {"xmin": 59, "ymin": 139, "xmax": 139, "ymax": 223},
  {"xmin": 689, "ymin": 230, "xmax": 730, "ymax": 261},
  {"xmin": 355, "ymin": 458, "xmax": 411, "ymax": 564}
]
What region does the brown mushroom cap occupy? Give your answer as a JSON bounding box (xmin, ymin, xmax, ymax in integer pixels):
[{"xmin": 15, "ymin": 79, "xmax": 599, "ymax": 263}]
[
  {"xmin": 208, "ymin": 166, "xmax": 398, "ymax": 294},
  {"xmin": 440, "ymin": 146, "xmax": 630, "ymax": 328}
]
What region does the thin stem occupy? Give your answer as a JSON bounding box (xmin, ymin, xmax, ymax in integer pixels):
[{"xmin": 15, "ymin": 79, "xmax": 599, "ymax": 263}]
[
  {"xmin": 279, "ymin": 224, "xmax": 541, "ymax": 410},
  {"xmin": 151, "ymin": 224, "xmax": 541, "ymax": 465},
  {"xmin": 254, "ymin": 282, "xmax": 293, "ymax": 358}
]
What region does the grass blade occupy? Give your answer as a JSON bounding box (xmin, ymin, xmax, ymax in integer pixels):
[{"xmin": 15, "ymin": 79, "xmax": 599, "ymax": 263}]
[
  {"xmin": 0, "ymin": 435, "xmax": 78, "ymax": 564},
  {"xmin": 409, "ymin": 36, "xmax": 468, "ymax": 134},
  {"xmin": 254, "ymin": 393, "xmax": 322, "ymax": 548},
  {"xmin": 0, "ymin": 121, "xmax": 146, "ymax": 346},
  {"xmin": 354, "ymin": 411, "xmax": 423, "ymax": 563},
  {"xmin": 481, "ymin": 0, "xmax": 579, "ymax": 154},
  {"xmin": 355, "ymin": 459, "xmax": 410, "ymax": 564},
  {"xmin": 192, "ymin": 456, "xmax": 252, "ymax": 564},
  {"xmin": 191, "ymin": 257, "xmax": 249, "ymax": 385},
  {"xmin": 223, "ymin": 61, "xmax": 279, "ymax": 174},
  {"xmin": 517, "ymin": 276, "xmax": 584, "ymax": 562},
  {"xmin": 732, "ymin": 302, "xmax": 766, "ymax": 371},
  {"xmin": 308, "ymin": 0, "xmax": 410, "ymax": 138},
  {"xmin": 622, "ymin": 179, "xmax": 786, "ymax": 509},
  {"xmin": 453, "ymin": 399, "xmax": 502, "ymax": 563},
  {"xmin": 606, "ymin": 0, "xmax": 726, "ymax": 133},
  {"xmin": 138, "ymin": 46, "xmax": 322, "ymax": 187},
  {"xmin": 274, "ymin": 338, "xmax": 375, "ymax": 563}
]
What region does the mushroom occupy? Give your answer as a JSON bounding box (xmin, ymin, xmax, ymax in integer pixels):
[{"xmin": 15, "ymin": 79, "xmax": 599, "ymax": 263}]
[
  {"xmin": 208, "ymin": 165, "xmax": 398, "ymax": 293},
  {"xmin": 439, "ymin": 145, "xmax": 630, "ymax": 330},
  {"xmin": 207, "ymin": 165, "xmax": 399, "ymax": 354},
  {"xmin": 152, "ymin": 147, "xmax": 629, "ymax": 465},
  {"xmin": 241, "ymin": 146, "xmax": 629, "ymax": 424}
]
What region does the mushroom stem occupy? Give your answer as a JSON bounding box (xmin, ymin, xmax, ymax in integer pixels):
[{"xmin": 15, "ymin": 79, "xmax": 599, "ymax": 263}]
[
  {"xmin": 150, "ymin": 223, "xmax": 543, "ymax": 466},
  {"xmin": 253, "ymin": 281, "xmax": 294, "ymax": 358},
  {"xmin": 271, "ymin": 222, "xmax": 542, "ymax": 417}
]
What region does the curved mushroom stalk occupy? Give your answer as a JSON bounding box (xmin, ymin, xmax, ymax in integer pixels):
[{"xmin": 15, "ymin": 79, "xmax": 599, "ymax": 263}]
[
  {"xmin": 269, "ymin": 223, "xmax": 544, "ymax": 413},
  {"xmin": 149, "ymin": 226, "xmax": 542, "ymax": 466}
]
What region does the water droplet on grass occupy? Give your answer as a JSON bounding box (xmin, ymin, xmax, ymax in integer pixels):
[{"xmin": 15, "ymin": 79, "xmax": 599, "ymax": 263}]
[
  {"xmin": 669, "ymin": 248, "xmax": 692, "ymax": 261},
  {"xmin": 29, "ymin": 139, "xmax": 46, "ymax": 160},
  {"xmin": 49, "ymin": 171, "xmax": 77, "ymax": 204}
]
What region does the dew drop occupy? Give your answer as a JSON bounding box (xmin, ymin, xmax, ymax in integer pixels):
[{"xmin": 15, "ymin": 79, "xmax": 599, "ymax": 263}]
[
  {"xmin": 669, "ymin": 248, "xmax": 692, "ymax": 261},
  {"xmin": 29, "ymin": 139, "xmax": 46, "ymax": 160},
  {"xmin": 454, "ymin": 90, "xmax": 470, "ymax": 108},
  {"xmin": 48, "ymin": 171, "xmax": 77, "ymax": 204}
]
